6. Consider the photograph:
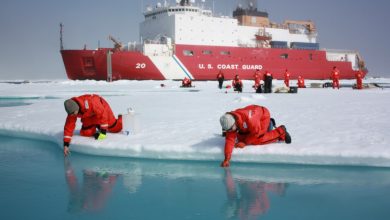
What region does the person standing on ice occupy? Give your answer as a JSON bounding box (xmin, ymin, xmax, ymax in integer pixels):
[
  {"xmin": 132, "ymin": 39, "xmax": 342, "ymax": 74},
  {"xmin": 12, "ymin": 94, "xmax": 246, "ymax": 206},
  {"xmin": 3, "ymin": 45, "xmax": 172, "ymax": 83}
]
[
  {"xmin": 355, "ymin": 70, "xmax": 364, "ymax": 90},
  {"xmin": 253, "ymin": 69, "xmax": 261, "ymax": 82},
  {"xmin": 63, "ymin": 94, "xmax": 123, "ymax": 156},
  {"xmin": 232, "ymin": 74, "xmax": 243, "ymax": 93},
  {"xmin": 253, "ymin": 70, "xmax": 263, "ymax": 93},
  {"xmin": 297, "ymin": 75, "xmax": 306, "ymax": 88},
  {"xmin": 217, "ymin": 70, "xmax": 225, "ymax": 89},
  {"xmin": 263, "ymin": 71, "xmax": 273, "ymax": 93},
  {"xmin": 253, "ymin": 76, "xmax": 263, "ymax": 93},
  {"xmin": 330, "ymin": 66, "xmax": 340, "ymax": 89},
  {"xmin": 284, "ymin": 69, "xmax": 291, "ymax": 87},
  {"xmin": 219, "ymin": 105, "xmax": 291, "ymax": 167}
]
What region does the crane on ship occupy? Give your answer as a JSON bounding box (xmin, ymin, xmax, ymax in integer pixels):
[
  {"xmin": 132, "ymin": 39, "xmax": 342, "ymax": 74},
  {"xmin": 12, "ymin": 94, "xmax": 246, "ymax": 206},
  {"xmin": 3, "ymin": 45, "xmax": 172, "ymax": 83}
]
[{"xmin": 109, "ymin": 35, "xmax": 123, "ymax": 51}]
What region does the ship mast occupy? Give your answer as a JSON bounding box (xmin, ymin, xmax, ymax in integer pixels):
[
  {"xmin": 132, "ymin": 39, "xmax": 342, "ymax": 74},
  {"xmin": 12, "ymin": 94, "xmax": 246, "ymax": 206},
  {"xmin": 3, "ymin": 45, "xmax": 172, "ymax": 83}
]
[{"xmin": 59, "ymin": 23, "xmax": 64, "ymax": 50}]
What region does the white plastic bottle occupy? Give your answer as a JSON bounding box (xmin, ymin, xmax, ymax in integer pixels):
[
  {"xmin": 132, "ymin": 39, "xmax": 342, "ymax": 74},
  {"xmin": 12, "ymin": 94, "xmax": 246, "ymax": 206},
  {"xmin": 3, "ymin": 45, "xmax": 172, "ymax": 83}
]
[{"xmin": 122, "ymin": 107, "xmax": 137, "ymax": 135}]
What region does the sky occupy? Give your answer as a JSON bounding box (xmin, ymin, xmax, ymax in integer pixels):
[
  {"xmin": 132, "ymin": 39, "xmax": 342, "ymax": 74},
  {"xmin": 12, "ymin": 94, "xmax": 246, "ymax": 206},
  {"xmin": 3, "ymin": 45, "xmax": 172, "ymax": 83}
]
[{"xmin": 0, "ymin": 0, "xmax": 389, "ymax": 80}]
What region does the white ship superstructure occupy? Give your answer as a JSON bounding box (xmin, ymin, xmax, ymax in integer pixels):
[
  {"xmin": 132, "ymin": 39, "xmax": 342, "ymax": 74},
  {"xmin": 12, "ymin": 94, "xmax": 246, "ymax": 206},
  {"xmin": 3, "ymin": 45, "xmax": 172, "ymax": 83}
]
[{"xmin": 140, "ymin": 0, "xmax": 316, "ymax": 48}]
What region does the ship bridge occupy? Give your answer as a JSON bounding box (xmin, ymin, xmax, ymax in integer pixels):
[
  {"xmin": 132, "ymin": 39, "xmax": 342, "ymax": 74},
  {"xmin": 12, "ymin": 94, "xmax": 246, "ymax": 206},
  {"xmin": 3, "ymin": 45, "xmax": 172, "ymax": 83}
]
[
  {"xmin": 143, "ymin": 0, "xmax": 211, "ymax": 20},
  {"xmin": 140, "ymin": 1, "xmax": 237, "ymax": 47}
]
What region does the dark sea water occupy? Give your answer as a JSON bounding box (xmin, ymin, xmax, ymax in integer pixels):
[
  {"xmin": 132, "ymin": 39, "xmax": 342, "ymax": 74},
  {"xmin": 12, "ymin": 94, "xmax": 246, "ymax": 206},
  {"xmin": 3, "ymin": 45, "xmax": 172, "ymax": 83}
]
[{"xmin": 1, "ymin": 135, "xmax": 390, "ymax": 220}]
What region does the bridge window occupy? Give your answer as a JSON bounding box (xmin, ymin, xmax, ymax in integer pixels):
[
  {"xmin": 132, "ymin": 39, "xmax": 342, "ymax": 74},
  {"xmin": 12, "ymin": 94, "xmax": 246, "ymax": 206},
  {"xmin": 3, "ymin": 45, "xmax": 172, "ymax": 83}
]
[
  {"xmin": 202, "ymin": 50, "xmax": 212, "ymax": 55},
  {"xmin": 251, "ymin": 17, "xmax": 256, "ymax": 24},
  {"xmin": 183, "ymin": 50, "xmax": 194, "ymax": 56},
  {"xmin": 220, "ymin": 51, "xmax": 231, "ymax": 55}
]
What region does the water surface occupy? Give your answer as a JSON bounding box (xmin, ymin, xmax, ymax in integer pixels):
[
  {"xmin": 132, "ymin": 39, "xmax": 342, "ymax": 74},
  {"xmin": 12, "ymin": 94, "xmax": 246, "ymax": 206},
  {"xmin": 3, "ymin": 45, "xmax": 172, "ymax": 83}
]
[{"xmin": 1, "ymin": 135, "xmax": 389, "ymax": 220}]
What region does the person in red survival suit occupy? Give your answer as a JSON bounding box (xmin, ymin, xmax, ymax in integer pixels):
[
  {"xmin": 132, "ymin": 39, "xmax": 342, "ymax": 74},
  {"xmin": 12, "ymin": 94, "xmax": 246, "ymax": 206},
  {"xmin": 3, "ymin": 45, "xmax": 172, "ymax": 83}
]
[
  {"xmin": 182, "ymin": 77, "xmax": 192, "ymax": 87},
  {"xmin": 64, "ymin": 159, "xmax": 118, "ymax": 213},
  {"xmin": 297, "ymin": 75, "xmax": 306, "ymax": 88},
  {"xmin": 253, "ymin": 69, "xmax": 261, "ymax": 81},
  {"xmin": 217, "ymin": 70, "xmax": 225, "ymax": 89},
  {"xmin": 284, "ymin": 69, "xmax": 291, "ymax": 87},
  {"xmin": 219, "ymin": 105, "xmax": 291, "ymax": 167},
  {"xmin": 223, "ymin": 168, "xmax": 286, "ymax": 219},
  {"xmin": 63, "ymin": 94, "xmax": 123, "ymax": 156},
  {"xmin": 355, "ymin": 70, "xmax": 364, "ymax": 90},
  {"xmin": 330, "ymin": 66, "xmax": 340, "ymax": 89},
  {"xmin": 253, "ymin": 70, "xmax": 263, "ymax": 93},
  {"xmin": 232, "ymin": 74, "xmax": 243, "ymax": 93}
]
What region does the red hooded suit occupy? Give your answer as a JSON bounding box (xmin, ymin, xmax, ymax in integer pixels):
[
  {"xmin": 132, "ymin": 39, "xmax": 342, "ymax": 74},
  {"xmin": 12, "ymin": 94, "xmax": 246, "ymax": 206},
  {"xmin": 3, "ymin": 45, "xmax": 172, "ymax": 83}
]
[
  {"xmin": 356, "ymin": 71, "xmax": 363, "ymax": 89},
  {"xmin": 284, "ymin": 70, "xmax": 290, "ymax": 87},
  {"xmin": 331, "ymin": 67, "xmax": 340, "ymax": 89},
  {"xmin": 63, "ymin": 94, "xmax": 122, "ymax": 145},
  {"xmin": 223, "ymin": 105, "xmax": 287, "ymax": 161}
]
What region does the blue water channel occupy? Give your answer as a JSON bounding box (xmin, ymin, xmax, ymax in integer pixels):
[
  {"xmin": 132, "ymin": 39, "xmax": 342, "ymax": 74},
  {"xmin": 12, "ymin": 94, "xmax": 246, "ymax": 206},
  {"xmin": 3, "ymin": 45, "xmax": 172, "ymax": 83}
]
[{"xmin": 1, "ymin": 135, "xmax": 390, "ymax": 220}]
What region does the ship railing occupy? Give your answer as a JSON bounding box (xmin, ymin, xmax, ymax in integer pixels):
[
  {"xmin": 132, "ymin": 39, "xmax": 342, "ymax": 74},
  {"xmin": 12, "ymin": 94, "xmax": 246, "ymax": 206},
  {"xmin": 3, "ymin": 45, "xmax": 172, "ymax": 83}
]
[
  {"xmin": 237, "ymin": 43, "xmax": 258, "ymax": 48},
  {"xmin": 324, "ymin": 49, "xmax": 358, "ymax": 61},
  {"xmin": 125, "ymin": 40, "xmax": 174, "ymax": 48},
  {"xmin": 324, "ymin": 48, "xmax": 362, "ymax": 70},
  {"xmin": 122, "ymin": 42, "xmax": 143, "ymax": 52},
  {"xmin": 144, "ymin": 4, "xmax": 213, "ymax": 19},
  {"xmin": 269, "ymin": 22, "xmax": 287, "ymax": 29},
  {"xmin": 237, "ymin": 43, "xmax": 273, "ymax": 48},
  {"xmin": 324, "ymin": 48, "xmax": 358, "ymax": 54},
  {"xmin": 143, "ymin": 39, "xmax": 168, "ymax": 45}
]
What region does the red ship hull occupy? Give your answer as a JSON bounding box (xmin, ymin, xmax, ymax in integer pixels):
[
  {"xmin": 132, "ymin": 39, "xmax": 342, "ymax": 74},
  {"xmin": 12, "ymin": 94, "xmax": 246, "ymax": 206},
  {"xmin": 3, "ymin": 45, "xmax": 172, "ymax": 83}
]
[
  {"xmin": 61, "ymin": 44, "xmax": 367, "ymax": 81},
  {"xmin": 61, "ymin": 49, "xmax": 165, "ymax": 80}
]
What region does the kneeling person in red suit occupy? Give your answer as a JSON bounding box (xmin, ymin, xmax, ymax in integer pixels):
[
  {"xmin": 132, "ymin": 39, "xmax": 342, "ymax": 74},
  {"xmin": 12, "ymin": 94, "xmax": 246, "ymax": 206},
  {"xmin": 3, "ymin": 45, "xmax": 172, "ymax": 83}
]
[
  {"xmin": 63, "ymin": 94, "xmax": 123, "ymax": 156},
  {"xmin": 219, "ymin": 105, "xmax": 291, "ymax": 167}
]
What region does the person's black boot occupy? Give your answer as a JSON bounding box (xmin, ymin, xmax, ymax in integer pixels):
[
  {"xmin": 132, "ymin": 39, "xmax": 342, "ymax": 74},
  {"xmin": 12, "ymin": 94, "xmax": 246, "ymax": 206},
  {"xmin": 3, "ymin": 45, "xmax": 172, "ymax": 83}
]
[{"xmin": 280, "ymin": 125, "xmax": 292, "ymax": 144}]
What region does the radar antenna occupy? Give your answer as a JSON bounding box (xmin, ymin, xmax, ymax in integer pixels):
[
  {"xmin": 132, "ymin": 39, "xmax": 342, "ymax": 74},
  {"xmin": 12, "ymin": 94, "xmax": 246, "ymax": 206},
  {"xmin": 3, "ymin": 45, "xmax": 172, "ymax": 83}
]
[{"xmin": 180, "ymin": 0, "xmax": 190, "ymax": 6}]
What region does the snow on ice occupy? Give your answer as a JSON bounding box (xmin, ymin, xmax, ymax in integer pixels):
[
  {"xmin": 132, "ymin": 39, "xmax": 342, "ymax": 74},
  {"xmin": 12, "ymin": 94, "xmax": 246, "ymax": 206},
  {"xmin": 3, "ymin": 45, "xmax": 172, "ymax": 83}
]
[{"xmin": 0, "ymin": 79, "xmax": 390, "ymax": 167}]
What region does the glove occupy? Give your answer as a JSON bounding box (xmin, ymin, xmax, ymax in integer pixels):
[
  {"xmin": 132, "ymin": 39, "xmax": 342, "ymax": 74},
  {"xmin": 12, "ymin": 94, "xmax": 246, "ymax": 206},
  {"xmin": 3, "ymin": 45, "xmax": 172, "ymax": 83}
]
[
  {"xmin": 220, "ymin": 159, "xmax": 230, "ymax": 167},
  {"xmin": 235, "ymin": 142, "xmax": 246, "ymax": 148},
  {"xmin": 94, "ymin": 132, "xmax": 107, "ymax": 140}
]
